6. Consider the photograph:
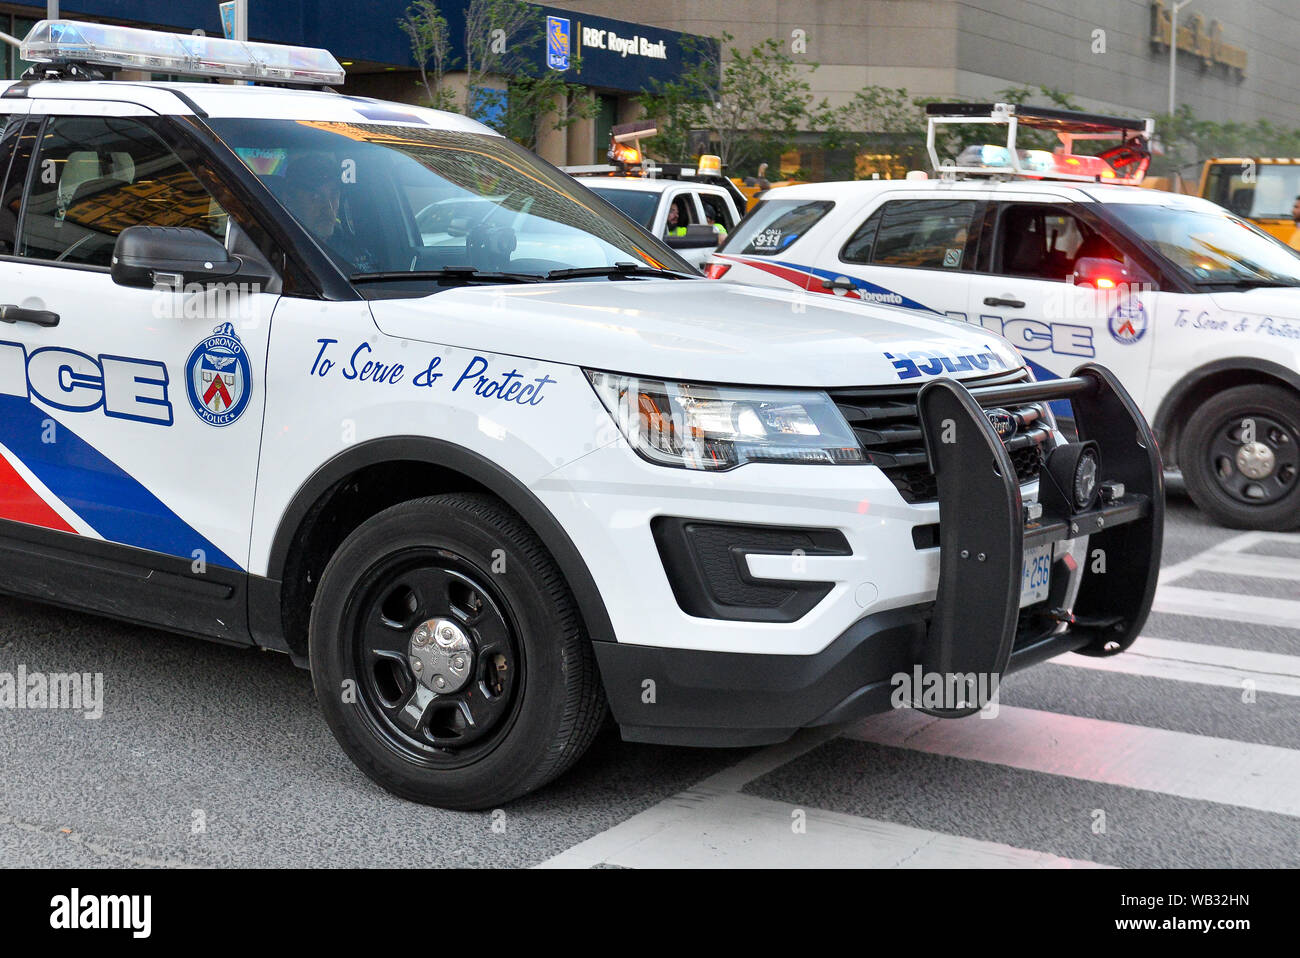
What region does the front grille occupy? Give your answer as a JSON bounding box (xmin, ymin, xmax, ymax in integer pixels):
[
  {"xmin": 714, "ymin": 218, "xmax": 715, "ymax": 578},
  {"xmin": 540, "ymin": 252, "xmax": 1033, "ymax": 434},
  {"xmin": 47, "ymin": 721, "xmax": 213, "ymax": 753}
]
[{"xmin": 829, "ymin": 371, "xmax": 1052, "ymax": 504}]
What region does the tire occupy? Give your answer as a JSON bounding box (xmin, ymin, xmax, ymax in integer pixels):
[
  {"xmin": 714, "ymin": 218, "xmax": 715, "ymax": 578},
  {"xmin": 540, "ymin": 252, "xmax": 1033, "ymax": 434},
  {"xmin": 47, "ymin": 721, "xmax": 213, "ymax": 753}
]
[
  {"xmin": 1179, "ymin": 384, "xmax": 1300, "ymax": 531},
  {"xmin": 309, "ymin": 493, "xmax": 606, "ymax": 809}
]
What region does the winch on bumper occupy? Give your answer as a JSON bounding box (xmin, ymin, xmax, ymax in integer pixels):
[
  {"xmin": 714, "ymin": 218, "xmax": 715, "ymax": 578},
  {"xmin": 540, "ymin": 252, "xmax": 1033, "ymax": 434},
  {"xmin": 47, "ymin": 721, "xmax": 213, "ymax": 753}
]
[{"xmin": 593, "ymin": 363, "xmax": 1165, "ymax": 747}]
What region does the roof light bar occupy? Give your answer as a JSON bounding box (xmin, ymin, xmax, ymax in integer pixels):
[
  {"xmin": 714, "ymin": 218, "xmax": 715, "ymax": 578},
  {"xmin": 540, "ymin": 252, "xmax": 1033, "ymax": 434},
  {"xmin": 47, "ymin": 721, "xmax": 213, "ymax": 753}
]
[
  {"xmin": 956, "ymin": 145, "xmax": 1120, "ymax": 181},
  {"xmin": 20, "ymin": 19, "xmax": 345, "ymax": 86},
  {"xmin": 926, "ymin": 102, "xmax": 1152, "ymax": 185}
]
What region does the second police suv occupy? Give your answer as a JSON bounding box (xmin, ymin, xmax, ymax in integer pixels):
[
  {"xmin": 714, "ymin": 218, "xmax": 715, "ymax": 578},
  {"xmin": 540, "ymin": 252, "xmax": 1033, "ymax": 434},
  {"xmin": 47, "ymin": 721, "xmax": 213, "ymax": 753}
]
[
  {"xmin": 0, "ymin": 23, "xmax": 1161, "ymax": 808},
  {"xmin": 710, "ymin": 103, "xmax": 1300, "ymax": 531}
]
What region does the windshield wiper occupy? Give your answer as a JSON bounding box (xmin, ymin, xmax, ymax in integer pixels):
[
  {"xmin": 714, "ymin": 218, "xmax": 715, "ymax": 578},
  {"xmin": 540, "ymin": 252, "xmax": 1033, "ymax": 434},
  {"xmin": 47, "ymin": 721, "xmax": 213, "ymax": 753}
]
[
  {"xmin": 349, "ymin": 267, "xmax": 545, "ymax": 285},
  {"xmin": 544, "ymin": 262, "xmax": 697, "ymax": 281}
]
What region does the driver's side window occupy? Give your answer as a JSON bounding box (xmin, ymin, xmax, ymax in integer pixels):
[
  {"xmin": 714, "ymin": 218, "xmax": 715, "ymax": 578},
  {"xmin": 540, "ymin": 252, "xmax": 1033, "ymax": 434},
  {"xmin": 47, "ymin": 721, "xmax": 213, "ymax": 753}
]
[
  {"xmin": 18, "ymin": 115, "xmax": 227, "ymax": 268},
  {"xmin": 994, "ymin": 203, "xmax": 1113, "ymax": 281}
]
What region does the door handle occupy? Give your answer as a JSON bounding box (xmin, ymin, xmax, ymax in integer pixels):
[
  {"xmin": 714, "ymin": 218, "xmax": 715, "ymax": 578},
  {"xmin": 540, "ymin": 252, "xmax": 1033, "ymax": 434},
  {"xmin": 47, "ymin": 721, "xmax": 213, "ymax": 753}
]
[
  {"xmin": 983, "ymin": 296, "xmax": 1025, "ymax": 309},
  {"xmin": 0, "ymin": 305, "xmax": 60, "ymax": 327},
  {"xmin": 821, "ymin": 277, "xmax": 856, "ymax": 291}
]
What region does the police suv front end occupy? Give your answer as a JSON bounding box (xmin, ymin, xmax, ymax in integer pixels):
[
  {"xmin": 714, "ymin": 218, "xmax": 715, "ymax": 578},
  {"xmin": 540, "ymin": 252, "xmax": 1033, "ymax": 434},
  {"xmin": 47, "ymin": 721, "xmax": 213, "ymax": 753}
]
[{"xmin": 531, "ymin": 334, "xmax": 1165, "ymax": 745}]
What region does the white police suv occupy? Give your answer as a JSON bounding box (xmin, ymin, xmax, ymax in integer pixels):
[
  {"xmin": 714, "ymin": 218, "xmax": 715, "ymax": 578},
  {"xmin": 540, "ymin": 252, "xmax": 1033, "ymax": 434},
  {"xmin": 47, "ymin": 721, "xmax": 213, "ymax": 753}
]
[
  {"xmin": 0, "ymin": 25, "xmax": 1162, "ymax": 809},
  {"xmin": 710, "ymin": 103, "xmax": 1300, "ymax": 531}
]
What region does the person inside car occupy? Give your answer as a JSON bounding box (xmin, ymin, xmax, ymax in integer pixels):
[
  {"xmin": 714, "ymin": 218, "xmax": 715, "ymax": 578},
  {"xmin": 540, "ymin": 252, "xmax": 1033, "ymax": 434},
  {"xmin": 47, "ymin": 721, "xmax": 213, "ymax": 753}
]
[
  {"xmin": 665, "ymin": 198, "xmax": 689, "ymax": 237},
  {"xmin": 280, "ymin": 153, "xmax": 376, "ymax": 272}
]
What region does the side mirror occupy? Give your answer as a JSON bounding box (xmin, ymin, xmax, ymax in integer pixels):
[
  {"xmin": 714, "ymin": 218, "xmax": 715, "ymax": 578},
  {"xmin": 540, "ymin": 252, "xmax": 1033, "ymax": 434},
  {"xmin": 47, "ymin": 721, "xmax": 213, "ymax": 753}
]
[
  {"xmin": 111, "ymin": 225, "xmax": 272, "ymax": 290},
  {"xmin": 1071, "ymin": 256, "xmax": 1155, "ymax": 291},
  {"xmin": 665, "ymin": 224, "xmax": 720, "ymax": 250}
]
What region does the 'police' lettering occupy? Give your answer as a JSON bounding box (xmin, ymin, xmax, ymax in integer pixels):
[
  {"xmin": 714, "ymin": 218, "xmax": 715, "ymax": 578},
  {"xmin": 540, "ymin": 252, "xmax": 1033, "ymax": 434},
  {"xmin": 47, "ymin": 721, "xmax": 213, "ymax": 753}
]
[
  {"xmin": 0, "ymin": 342, "xmax": 172, "ymax": 425},
  {"xmin": 977, "ymin": 316, "xmax": 1095, "ymax": 358}
]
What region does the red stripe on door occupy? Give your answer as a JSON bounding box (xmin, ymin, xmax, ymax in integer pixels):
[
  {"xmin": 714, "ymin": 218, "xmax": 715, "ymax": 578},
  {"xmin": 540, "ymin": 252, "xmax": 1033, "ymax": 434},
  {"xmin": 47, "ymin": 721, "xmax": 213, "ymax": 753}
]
[
  {"xmin": 0, "ymin": 453, "xmax": 77, "ymax": 533},
  {"xmin": 716, "ymin": 255, "xmax": 860, "ymax": 298}
]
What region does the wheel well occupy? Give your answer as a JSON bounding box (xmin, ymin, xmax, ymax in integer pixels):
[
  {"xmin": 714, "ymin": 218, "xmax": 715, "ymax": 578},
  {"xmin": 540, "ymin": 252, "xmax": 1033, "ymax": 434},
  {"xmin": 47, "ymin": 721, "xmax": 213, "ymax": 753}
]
[
  {"xmin": 278, "ymin": 461, "xmax": 488, "ymax": 659},
  {"xmin": 1157, "ymin": 366, "xmax": 1300, "ymax": 467}
]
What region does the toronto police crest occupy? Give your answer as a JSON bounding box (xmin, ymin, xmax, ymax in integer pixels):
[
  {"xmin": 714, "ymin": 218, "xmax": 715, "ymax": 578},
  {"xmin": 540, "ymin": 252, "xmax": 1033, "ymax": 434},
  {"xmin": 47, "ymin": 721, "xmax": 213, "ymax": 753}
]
[
  {"xmin": 1108, "ymin": 299, "xmax": 1148, "ymax": 345},
  {"xmin": 186, "ymin": 323, "xmax": 252, "ymax": 426}
]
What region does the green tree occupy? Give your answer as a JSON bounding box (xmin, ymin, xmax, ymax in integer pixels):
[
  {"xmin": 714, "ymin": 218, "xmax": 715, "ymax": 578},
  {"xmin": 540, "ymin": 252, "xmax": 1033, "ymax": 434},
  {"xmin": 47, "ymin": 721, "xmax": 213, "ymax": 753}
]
[
  {"xmin": 816, "ymin": 86, "xmax": 928, "ymax": 178},
  {"xmin": 399, "ymin": 0, "xmax": 456, "ymax": 111},
  {"xmin": 637, "ymin": 32, "xmax": 817, "ymax": 174},
  {"xmin": 813, "ymin": 87, "xmax": 980, "ymax": 179},
  {"xmin": 399, "ymin": 0, "xmax": 596, "ymax": 150}
]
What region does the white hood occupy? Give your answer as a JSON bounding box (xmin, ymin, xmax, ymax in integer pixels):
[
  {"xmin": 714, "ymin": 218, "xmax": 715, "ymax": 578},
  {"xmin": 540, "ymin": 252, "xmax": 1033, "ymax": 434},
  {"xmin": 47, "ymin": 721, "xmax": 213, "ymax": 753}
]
[
  {"xmin": 367, "ymin": 280, "xmax": 1023, "ymax": 388},
  {"xmin": 1209, "ymin": 288, "xmax": 1300, "ymax": 319}
]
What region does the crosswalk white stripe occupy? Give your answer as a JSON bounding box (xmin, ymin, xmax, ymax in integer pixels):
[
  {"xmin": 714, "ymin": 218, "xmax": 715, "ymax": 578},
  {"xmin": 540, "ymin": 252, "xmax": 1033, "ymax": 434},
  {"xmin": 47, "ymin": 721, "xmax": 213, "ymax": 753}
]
[
  {"xmin": 1152, "ymin": 585, "xmax": 1300, "ymax": 628},
  {"xmin": 536, "ymin": 790, "xmax": 1108, "ymax": 869},
  {"xmin": 846, "ymin": 707, "xmax": 1300, "ymax": 817},
  {"xmin": 1052, "ymin": 636, "xmax": 1300, "ymax": 696},
  {"xmin": 1174, "ymin": 549, "xmax": 1300, "ymax": 582},
  {"xmin": 1157, "ymin": 532, "xmax": 1264, "ymax": 584}
]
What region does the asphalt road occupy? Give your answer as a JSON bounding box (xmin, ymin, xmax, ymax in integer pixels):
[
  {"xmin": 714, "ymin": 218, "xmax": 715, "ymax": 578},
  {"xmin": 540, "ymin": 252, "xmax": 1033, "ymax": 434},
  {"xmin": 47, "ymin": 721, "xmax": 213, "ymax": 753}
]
[{"xmin": 1, "ymin": 481, "xmax": 1296, "ymax": 868}]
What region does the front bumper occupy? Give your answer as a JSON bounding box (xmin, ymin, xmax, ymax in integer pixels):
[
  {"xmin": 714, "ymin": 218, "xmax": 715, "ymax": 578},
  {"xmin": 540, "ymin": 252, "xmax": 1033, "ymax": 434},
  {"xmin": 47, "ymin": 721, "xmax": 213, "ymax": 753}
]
[{"xmin": 590, "ymin": 363, "xmax": 1164, "ymax": 746}]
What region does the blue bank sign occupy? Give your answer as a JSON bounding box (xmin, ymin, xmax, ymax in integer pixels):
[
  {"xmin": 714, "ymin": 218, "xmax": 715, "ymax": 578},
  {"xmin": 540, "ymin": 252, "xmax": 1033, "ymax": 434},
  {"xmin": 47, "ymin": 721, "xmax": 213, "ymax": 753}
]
[{"xmin": 537, "ymin": 4, "xmax": 713, "ymax": 93}]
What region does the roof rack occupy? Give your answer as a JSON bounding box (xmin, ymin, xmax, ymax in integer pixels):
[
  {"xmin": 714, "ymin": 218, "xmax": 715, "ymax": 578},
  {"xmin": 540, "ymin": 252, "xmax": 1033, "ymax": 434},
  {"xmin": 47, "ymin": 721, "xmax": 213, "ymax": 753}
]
[
  {"xmin": 925, "ymin": 102, "xmax": 1154, "ymax": 185},
  {"xmin": 18, "ymin": 19, "xmax": 345, "ymax": 87}
]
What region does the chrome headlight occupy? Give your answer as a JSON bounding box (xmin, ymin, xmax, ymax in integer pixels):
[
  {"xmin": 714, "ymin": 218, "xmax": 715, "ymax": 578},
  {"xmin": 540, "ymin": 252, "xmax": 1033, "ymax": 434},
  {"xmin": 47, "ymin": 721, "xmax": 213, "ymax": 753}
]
[{"xmin": 586, "ymin": 371, "xmax": 864, "ymax": 471}]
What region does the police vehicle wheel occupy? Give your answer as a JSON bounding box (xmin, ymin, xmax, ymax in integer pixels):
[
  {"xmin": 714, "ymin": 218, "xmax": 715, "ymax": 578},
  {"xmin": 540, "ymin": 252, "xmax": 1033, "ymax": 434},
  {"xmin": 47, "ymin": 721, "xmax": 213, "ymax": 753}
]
[
  {"xmin": 309, "ymin": 493, "xmax": 606, "ymax": 809},
  {"xmin": 1180, "ymin": 384, "xmax": 1300, "ymax": 531}
]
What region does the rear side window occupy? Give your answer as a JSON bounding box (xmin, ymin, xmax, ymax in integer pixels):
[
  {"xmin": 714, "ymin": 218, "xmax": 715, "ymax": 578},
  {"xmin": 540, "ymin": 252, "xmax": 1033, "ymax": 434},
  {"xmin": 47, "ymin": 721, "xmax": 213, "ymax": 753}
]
[
  {"xmin": 18, "ymin": 115, "xmax": 228, "ymax": 268},
  {"xmin": 0, "ymin": 115, "xmax": 25, "ymax": 255},
  {"xmin": 720, "ymin": 199, "xmax": 833, "ymax": 256},
  {"xmin": 840, "ymin": 207, "xmax": 883, "ymax": 264},
  {"xmin": 869, "ymin": 199, "xmax": 978, "ymax": 270}
]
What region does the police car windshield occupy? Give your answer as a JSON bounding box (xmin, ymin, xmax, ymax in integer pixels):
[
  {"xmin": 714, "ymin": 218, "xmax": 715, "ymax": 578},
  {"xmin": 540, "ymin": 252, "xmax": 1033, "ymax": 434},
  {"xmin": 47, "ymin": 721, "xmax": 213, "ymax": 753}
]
[
  {"xmin": 206, "ymin": 119, "xmax": 689, "ymax": 281},
  {"xmin": 1110, "ymin": 205, "xmax": 1300, "ymax": 288}
]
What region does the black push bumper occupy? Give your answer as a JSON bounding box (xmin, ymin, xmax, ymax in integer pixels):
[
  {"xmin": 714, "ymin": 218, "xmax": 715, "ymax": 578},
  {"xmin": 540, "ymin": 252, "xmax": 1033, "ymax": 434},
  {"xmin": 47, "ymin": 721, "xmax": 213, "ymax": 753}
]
[{"xmin": 595, "ymin": 363, "xmax": 1164, "ymax": 746}]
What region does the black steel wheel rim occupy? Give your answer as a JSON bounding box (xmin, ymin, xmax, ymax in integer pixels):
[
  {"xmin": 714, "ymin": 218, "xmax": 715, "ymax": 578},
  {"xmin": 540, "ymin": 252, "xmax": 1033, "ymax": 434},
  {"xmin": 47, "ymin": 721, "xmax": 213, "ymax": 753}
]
[
  {"xmin": 343, "ymin": 548, "xmax": 525, "ymax": 769},
  {"xmin": 1205, "ymin": 411, "xmax": 1299, "ymax": 506}
]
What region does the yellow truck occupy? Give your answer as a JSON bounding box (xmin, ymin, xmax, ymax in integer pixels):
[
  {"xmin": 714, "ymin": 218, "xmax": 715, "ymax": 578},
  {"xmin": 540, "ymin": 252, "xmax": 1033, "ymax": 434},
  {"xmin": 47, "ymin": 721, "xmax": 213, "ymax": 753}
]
[{"xmin": 1198, "ymin": 157, "xmax": 1300, "ymax": 245}]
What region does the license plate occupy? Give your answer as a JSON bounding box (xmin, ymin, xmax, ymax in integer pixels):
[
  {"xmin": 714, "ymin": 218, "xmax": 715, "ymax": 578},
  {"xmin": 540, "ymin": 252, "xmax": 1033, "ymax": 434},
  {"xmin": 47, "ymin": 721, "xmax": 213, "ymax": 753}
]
[{"xmin": 1020, "ymin": 544, "xmax": 1052, "ymax": 607}]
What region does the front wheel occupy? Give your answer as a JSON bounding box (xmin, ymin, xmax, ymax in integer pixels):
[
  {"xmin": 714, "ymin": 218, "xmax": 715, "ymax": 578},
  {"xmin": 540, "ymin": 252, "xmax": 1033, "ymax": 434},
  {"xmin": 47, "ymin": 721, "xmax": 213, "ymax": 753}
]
[
  {"xmin": 309, "ymin": 493, "xmax": 606, "ymax": 809},
  {"xmin": 1179, "ymin": 384, "xmax": 1300, "ymax": 530}
]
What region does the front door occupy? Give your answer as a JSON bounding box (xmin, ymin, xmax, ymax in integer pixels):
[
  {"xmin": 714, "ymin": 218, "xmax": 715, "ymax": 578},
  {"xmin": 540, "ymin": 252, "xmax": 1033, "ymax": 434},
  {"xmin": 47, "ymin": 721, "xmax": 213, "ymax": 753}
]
[
  {"xmin": 966, "ymin": 200, "xmax": 1155, "ymax": 403},
  {"xmin": 0, "ymin": 103, "xmax": 278, "ymax": 586}
]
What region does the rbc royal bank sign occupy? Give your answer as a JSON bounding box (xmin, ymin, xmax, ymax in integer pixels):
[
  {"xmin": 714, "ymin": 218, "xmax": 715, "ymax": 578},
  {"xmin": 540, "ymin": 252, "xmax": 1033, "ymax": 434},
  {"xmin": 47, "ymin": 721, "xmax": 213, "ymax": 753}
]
[{"xmin": 538, "ymin": 4, "xmax": 714, "ymax": 93}]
